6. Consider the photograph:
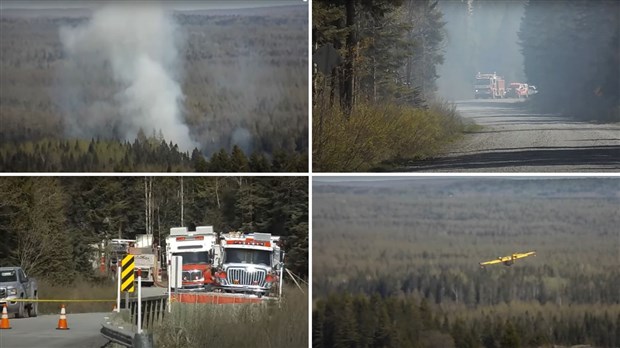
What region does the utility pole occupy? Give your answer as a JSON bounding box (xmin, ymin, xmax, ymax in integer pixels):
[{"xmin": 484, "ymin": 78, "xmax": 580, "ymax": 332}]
[{"xmin": 180, "ymin": 177, "xmax": 184, "ymax": 227}]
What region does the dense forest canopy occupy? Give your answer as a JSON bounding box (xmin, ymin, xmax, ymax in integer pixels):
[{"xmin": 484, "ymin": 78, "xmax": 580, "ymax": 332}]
[
  {"xmin": 313, "ymin": 178, "xmax": 620, "ymax": 347},
  {"xmin": 0, "ymin": 4, "xmax": 308, "ymax": 171},
  {"xmin": 0, "ymin": 136, "xmax": 307, "ymax": 172},
  {"xmin": 519, "ymin": 0, "xmax": 619, "ymax": 121},
  {"xmin": 0, "ymin": 176, "xmax": 308, "ymax": 284}
]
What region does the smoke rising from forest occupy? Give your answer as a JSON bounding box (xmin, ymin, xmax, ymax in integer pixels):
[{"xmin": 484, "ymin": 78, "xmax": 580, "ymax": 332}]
[
  {"xmin": 437, "ymin": 0, "xmax": 525, "ymax": 100},
  {"xmin": 59, "ymin": 3, "xmax": 197, "ymax": 151}
]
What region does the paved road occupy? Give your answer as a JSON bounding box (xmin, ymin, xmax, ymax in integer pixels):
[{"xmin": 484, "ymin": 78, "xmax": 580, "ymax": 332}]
[
  {"xmin": 0, "ymin": 312, "xmax": 111, "ymax": 348},
  {"xmin": 399, "ymin": 99, "xmax": 620, "ymax": 172},
  {"xmin": 0, "ymin": 287, "xmax": 167, "ymax": 348}
]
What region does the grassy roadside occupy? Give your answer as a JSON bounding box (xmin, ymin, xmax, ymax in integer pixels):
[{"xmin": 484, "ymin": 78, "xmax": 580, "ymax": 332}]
[
  {"xmin": 313, "ymin": 101, "xmax": 468, "ymax": 172},
  {"xmin": 37, "ymin": 279, "xmax": 116, "ymax": 314},
  {"xmin": 154, "ymin": 286, "xmax": 308, "ymax": 348}
]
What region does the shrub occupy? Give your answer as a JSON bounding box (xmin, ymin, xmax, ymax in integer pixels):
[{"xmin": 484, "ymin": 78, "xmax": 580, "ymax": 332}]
[
  {"xmin": 313, "ymin": 101, "xmax": 464, "ymax": 172},
  {"xmin": 155, "ymin": 286, "xmax": 308, "ymax": 348}
]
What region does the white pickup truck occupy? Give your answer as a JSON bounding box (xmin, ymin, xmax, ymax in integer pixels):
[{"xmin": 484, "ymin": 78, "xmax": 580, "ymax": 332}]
[{"xmin": 0, "ymin": 267, "xmax": 38, "ymax": 318}]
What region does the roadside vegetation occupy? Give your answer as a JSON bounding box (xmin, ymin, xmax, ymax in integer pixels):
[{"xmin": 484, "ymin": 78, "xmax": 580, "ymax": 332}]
[
  {"xmin": 155, "ymin": 286, "xmax": 308, "ymax": 348},
  {"xmin": 315, "ymin": 101, "xmax": 464, "ymax": 171},
  {"xmin": 313, "ymin": 0, "xmax": 466, "ymax": 171},
  {"xmin": 36, "ymin": 279, "xmax": 116, "ymax": 314},
  {"xmin": 313, "ymin": 178, "xmax": 620, "ymax": 347}
]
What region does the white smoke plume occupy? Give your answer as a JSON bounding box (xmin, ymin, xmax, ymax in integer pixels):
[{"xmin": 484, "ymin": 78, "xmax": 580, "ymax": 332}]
[{"xmin": 59, "ymin": 3, "xmax": 197, "ymax": 151}]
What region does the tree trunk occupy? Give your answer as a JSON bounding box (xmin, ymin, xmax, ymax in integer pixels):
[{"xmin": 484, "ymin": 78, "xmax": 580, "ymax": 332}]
[{"xmin": 343, "ymin": 0, "xmax": 356, "ymax": 114}]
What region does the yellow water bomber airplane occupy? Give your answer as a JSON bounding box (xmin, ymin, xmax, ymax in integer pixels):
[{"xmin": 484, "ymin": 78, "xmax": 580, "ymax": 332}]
[{"xmin": 479, "ymin": 251, "xmax": 536, "ymax": 267}]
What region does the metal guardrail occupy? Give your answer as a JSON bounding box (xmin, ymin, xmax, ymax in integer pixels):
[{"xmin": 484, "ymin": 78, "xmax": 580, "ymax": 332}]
[
  {"xmin": 127, "ymin": 294, "xmax": 167, "ymax": 329},
  {"xmin": 101, "ymin": 294, "xmax": 167, "ymax": 348},
  {"xmin": 100, "ymin": 322, "xmax": 133, "ymax": 347}
]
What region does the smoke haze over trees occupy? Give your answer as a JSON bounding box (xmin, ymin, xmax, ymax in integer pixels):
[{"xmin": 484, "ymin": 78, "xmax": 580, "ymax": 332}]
[
  {"xmin": 58, "ymin": 3, "xmax": 196, "ymax": 151},
  {"xmin": 436, "ymin": 0, "xmax": 526, "ymax": 100},
  {"xmin": 519, "ymin": 0, "xmax": 620, "ymax": 121},
  {"xmin": 436, "ymin": 0, "xmax": 619, "ymax": 122},
  {"xmin": 0, "ymin": 2, "xmax": 308, "ymax": 171}
]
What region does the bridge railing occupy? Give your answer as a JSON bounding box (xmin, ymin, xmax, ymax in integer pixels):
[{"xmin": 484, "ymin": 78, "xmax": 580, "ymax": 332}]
[
  {"xmin": 127, "ymin": 294, "xmax": 168, "ymax": 330},
  {"xmin": 101, "ymin": 294, "xmax": 167, "ymax": 348}
]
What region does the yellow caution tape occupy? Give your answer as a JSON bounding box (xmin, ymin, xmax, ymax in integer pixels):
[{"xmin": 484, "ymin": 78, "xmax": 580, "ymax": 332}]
[{"xmin": 4, "ymin": 299, "xmax": 116, "ymax": 302}]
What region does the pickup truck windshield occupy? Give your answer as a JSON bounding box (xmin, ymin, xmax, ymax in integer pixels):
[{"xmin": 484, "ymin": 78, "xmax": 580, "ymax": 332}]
[
  {"xmin": 0, "ymin": 270, "xmax": 17, "ymax": 282},
  {"xmin": 224, "ymin": 249, "xmax": 271, "ymax": 266}
]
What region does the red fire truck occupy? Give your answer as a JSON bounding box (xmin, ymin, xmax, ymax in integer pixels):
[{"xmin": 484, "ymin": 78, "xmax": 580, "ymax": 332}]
[
  {"xmin": 474, "ymin": 72, "xmax": 506, "ymax": 99},
  {"xmin": 166, "ymin": 226, "xmax": 217, "ymax": 290}
]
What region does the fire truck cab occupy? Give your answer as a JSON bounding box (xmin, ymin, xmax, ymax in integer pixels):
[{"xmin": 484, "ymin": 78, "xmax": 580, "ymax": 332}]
[
  {"xmin": 166, "ymin": 226, "xmax": 217, "ymax": 290},
  {"xmin": 474, "ymin": 72, "xmax": 506, "ymax": 99},
  {"xmin": 213, "ymin": 232, "xmax": 283, "ymax": 297}
]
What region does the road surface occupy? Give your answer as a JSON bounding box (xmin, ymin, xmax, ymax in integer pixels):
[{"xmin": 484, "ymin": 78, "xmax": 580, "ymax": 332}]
[
  {"xmin": 398, "ymin": 99, "xmax": 620, "ymax": 172},
  {"xmin": 0, "ymin": 312, "xmax": 111, "ymax": 348},
  {"xmin": 0, "ymin": 287, "xmax": 166, "ymax": 348}
]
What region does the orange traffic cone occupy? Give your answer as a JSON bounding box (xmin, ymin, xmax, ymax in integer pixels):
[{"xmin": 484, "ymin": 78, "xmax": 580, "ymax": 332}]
[
  {"xmin": 56, "ymin": 304, "xmax": 69, "ymax": 330},
  {"xmin": 0, "ymin": 303, "xmax": 11, "ymax": 329}
]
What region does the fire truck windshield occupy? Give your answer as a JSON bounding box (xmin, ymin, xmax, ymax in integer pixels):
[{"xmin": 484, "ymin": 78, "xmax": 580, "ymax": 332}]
[
  {"xmin": 173, "ymin": 251, "xmax": 209, "ymax": 264},
  {"xmin": 475, "ymin": 79, "xmax": 491, "ymax": 86},
  {"xmin": 224, "ymin": 249, "xmax": 271, "ymax": 266}
]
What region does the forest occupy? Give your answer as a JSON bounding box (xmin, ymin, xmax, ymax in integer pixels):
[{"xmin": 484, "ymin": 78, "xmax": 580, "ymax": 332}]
[
  {"xmin": 0, "ymin": 5, "xmax": 308, "ymax": 171},
  {"xmin": 312, "ymin": 0, "xmax": 466, "ymax": 171},
  {"xmin": 0, "ymin": 176, "xmax": 308, "ymax": 284},
  {"xmin": 519, "ymin": 0, "xmax": 619, "ymax": 122},
  {"xmin": 0, "ymin": 135, "xmax": 307, "ymax": 172},
  {"xmin": 312, "ymin": 178, "xmax": 620, "ymax": 347}
]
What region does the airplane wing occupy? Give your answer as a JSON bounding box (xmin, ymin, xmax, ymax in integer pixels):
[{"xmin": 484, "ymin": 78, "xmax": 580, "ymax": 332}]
[
  {"xmin": 513, "ymin": 251, "xmax": 536, "ymax": 259},
  {"xmin": 479, "ymin": 259, "xmax": 503, "ymax": 266}
]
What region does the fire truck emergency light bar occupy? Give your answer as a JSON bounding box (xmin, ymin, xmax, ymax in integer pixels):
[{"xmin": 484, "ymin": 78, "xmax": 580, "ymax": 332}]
[
  {"xmin": 226, "ymin": 239, "xmax": 271, "ymax": 247},
  {"xmin": 176, "ymin": 236, "xmax": 205, "ymax": 241}
]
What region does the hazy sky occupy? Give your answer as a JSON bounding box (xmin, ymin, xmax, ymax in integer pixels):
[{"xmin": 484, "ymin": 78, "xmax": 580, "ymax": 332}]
[{"xmin": 0, "ymin": 0, "xmax": 305, "ymax": 11}]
